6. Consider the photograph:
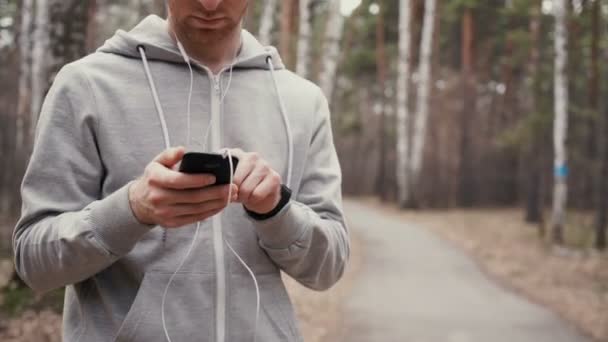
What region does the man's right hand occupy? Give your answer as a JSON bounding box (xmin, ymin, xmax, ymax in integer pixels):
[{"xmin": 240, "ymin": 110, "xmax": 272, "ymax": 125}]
[{"xmin": 128, "ymin": 146, "xmax": 238, "ymax": 228}]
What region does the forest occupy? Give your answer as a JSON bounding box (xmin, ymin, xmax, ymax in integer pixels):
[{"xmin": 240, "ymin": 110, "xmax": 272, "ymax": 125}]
[{"xmin": 0, "ymin": 0, "xmax": 607, "ymax": 341}]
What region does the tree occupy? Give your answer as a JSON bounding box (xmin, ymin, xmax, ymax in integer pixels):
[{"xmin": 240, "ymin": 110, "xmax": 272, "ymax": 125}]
[
  {"xmin": 375, "ymin": 1, "xmax": 388, "ymax": 199},
  {"xmin": 396, "ymin": 0, "xmax": 413, "ymax": 208},
  {"xmin": 524, "ymin": 0, "xmax": 544, "ymax": 226},
  {"xmin": 551, "ymin": 0, "xmax": 569, "ymax": 244},
  {"xmin": 457, "ymin": 5, "xmax": 476, "ymax": 207},
  {"xmin": 409, "ymin": 0, "xmax": 437, "ymax": 207},
  {"xmin": 258, "ymin": 0, "xmax": 277, "ymax": 46},
  {"xmin": 319, "ymin": 0, "xmax": 344, "ymax": 101},
  {"xmin": 592, "ymin": 0, "xmax": 606, "ymax": 250},
  {"xmin": 295, "ymin": 0, "xmax": 311, "ymax": 77},
  {"xmin": 279, "ymin": 0, "xmax": 296, "ymax": 68}
]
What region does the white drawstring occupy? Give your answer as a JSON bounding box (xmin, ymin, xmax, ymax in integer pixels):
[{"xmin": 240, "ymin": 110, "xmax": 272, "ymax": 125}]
[
  {"xmin": 267, "ymin": 56, "xmax": 294, "ymax": 188},
  {"xmin": 138, "ymin": 45, "xmax": 171, "ymax": 150},
  {"xmin": 140, "ymin": 41, "xmax": 266, "ymax": 342},
  {"xmin": 222, "ymin": 148, "xmax": 260, "ymax": 342},
  {"xmin": 177, "ymin": 42, "xmax": 195, "ymax": 148}
]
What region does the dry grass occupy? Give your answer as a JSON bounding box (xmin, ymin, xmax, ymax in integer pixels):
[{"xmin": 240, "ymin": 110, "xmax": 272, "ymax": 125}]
[
  {"xmin": 361, "ymin": 198, "xmax": 608, "ymax": 342},
  {"xmin": 284, "ymin": 229, "xmax": 363, "ymax": 342}
]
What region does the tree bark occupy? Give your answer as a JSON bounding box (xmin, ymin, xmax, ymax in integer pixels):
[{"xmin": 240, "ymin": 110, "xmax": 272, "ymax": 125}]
[
  {"xmin": 30, "ymin": 0, "xmax": 50, "ymax": 142},
  {"xmin": 375, "ymin": 1, "xmax": 388, "ymax": 200},
  {"xmin": 319, "ymin": 0, "xmax": 344, "ymax": 101},
  {"xmin": 597, "ymin": 98, "xmax": 608, "ymax": 250},
  {"xmin": 279, "ymin": 0, "xmax": 296, "ymax": 69},
  {"xmin": 396, "ymin": 0, "xmax": 413, "ymax": 208},
  {"xmin": 295, "ymin": 0, "xmax": 311, "ymax": 78},
  {"xmin": 258, "ymin": 0, "xmax": 277, "ymax": 46},
  {"xmin": 525, "ymin": 0, "xmax": 544, "ymax": 225},
  {"xmin": 457, "ymin": 7, "xmax": 476, "ymax": 207},
  {"xmin": 551, "ymin": 0, "xmax": 569, "ymax": 245},
  {"xmin": 409, "ymin": 0, "xmax": 437, "ymax": 207},
  {"xmin": 593, "ymin": 0, "xmax": 606, "ymax": 250}
]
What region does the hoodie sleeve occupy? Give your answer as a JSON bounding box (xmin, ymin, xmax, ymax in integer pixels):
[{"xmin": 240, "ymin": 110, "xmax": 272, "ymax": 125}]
[
  {"xmin": 248, "ymin": 87, "xmax": 350, "ymax": 291},
  {"xmin": 12, "ymin": 63, "xmax": 155, "ymax": 294}
]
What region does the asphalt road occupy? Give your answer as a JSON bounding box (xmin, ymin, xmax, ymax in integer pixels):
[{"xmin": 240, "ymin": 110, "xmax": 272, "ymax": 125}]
[{"xmin": 336, "ymin": 199, "xmax": 591, "ymax": 342}]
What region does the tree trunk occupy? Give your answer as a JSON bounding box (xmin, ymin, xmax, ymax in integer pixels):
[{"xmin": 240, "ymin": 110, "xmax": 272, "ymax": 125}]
[
  {"xmin": 375, "ymin": 1, "xmax": 388, "ymax": 200},
  {"xmin": 396, "ymin": 0, "xmax": 413, "ymax": 208},
  {"xmin": 319, "ymin": 0, "xmax": 344, "ymax": 101},
  {"xmin": 593, "ymin": 0, "xmax": 606, "ymax": 250},
  {"xmin": 551, "ymin": 0, "xmax": 569, "ymax": 245},
  {"xmin": 295, "ymin": 0, "xmax": 311, "ymax": 78},
  {"xmin": 457, "ymin": 7, "xmax": 475, "ymax": 207},
  {"xmin": 525, "ymin": 0, "xmax": 544, "ymax": 225},
  {"xmin": 258, "ymin": 0, "xmax": 277, "ymax": 46},
  {"xmin": 597, "ymin": 97, "xmax": 608, "ymax": 250},
  {"xmin": 409, "ymin": 0, "xmax": 437, "ymax": 207},
  {"xmin": 30, "ymin": 0, "xmax": 50, "ymax": 142},
  {"xmin": 280, "ymin": 0, "xmax": 296, "ymax": 69}
]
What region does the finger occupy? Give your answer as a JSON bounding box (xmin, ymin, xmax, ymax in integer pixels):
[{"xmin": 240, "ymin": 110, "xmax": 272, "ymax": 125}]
[
  {"xmin": 165, "ymin": 198, "xmax": 229, "ymax": 217},
  {"xmin": 249, "ymin": 174, "xmax": 281, "ymax": 205},
  {"xmin": 148, "ymin": 162, "xmax": 216, "ymax": 190},
  {"xmin": 153, "ymin": 146, "xmax": 185, "ymax": 168},
  {"xmin": 167, "ymin": 207, "xmax": 224, "ymax": 228},
  {"xmin": 172, "ymin": 184, "xmax": 236, "ymax": 205},
  {"xmin": 232, "ymin": 152, "xmax": 257, "ymax": 186},
  {"xmin": 238, "ymin": 163, "xmax": 267, "ymax": 204}
]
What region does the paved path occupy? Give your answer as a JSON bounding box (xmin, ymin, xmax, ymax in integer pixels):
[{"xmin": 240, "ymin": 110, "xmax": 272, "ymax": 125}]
[{"xmin": 337, "ymin": 199, "xmax": 591, "ymax": 342}]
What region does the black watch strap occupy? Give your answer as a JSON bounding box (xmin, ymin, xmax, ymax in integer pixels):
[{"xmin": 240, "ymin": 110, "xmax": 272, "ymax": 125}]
[{"xmin": 245, "ymin": 184, "xmax": 292, "ymax": 220}]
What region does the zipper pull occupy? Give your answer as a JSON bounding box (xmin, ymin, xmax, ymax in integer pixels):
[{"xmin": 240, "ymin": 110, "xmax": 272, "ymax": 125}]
[{"xmin": 213, "ymin": 75, "xmax": 221, "ymax": 94}]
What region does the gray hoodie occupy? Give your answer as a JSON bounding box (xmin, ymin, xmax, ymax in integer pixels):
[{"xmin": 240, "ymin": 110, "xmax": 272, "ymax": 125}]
[{"xmin": 12, "ymin": 15, "xmax": 349, "ymax": 342}]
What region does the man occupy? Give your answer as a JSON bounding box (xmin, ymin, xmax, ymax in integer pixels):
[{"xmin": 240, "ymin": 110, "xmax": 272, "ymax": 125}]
[{"xmin": 12, "ymin": 0, "xmax": 349, "ymax": 341}]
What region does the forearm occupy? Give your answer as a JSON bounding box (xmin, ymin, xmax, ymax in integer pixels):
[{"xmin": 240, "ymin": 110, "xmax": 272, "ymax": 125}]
[
  {"xmin": 13, "ymin": 182, "xmax": 153, "ymax": 293},
  {"xmin": 249, "ymin": 200, "xmax": 350, "ymax": 291}
]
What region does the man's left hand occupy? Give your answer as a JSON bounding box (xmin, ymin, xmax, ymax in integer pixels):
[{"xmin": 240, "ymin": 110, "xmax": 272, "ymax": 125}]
[{"xmin": 229, "ymin": 149, "xmax": 282, "ymax": 215}]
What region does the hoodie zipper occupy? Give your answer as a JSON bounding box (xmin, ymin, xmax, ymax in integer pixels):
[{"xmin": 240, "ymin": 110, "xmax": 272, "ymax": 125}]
[{"xmin": 209, "ymin": 72, "xmax": 226, "ymax": 342}]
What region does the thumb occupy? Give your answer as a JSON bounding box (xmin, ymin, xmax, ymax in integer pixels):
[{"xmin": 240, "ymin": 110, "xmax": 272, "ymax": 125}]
[{"xmin": 153, "ymin": 146, "xmax": 185, "ymax": 168}]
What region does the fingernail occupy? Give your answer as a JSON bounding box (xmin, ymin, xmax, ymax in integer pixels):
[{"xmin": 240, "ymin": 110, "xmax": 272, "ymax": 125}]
[{"xmin": 207, "ymin": 175, "xmax": 216, "ymax": 184}]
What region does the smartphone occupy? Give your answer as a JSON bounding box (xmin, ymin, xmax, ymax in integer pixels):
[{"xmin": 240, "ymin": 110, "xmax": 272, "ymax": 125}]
[{"xmin": 178, "ymin": 152, "xmax": 239, "ymax": 185}]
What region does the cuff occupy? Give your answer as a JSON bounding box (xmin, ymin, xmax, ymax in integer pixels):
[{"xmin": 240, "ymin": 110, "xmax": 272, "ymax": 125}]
[
  {"xmin": 246, "ymin": 200, "xmax": 312, "ymax": 250},
  {"xmin": 86, "ymin": 181, "xmax": 156, "ymax": 256}
]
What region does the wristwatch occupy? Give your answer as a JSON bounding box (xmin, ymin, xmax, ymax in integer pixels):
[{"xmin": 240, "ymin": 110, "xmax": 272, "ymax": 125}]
[{"xmin": 244, "ymin": 184, "xmax": 292, "ymax": 220}]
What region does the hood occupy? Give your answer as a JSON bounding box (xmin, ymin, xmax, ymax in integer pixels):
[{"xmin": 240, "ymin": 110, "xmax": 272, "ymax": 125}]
[{"xmin": 97, "ymin": 14, "xmax": 285, "ymax": 70}]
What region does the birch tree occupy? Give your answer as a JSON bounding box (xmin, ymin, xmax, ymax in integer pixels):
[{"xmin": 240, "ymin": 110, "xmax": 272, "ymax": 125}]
[
  {"xmin": 396, "ymin": 0, "xmax": 412, "ymax": 208},
  {"xmin": 16, "ymin": 0, "xmax": 33, "ymax": 153},
  {"xmin": 375, "ymin": 1, "xmax": 388, "ymax": 199},
  {"xmin": 258, "ymin": 0, "xmax": 277, "ymax": 46},
  {"xmin": 551, "ymin": 0, "xmax": 568, "ymax": 244},
  {"xmin": 409, "ymin": 0, "xmax": 436, "ymax": 207},
  {"xmin": 319, "ymin": 0, "xmax": 344, "ymax": 101},
  {"xmin": 295, "ymin": 0, "xmax": 311, "ymax": 77}
]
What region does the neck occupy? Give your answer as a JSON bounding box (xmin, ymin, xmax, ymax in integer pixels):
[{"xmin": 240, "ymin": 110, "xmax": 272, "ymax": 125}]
[{"xmin": 168, "ymin": 20, "xmax": 242, "ymax": 74}]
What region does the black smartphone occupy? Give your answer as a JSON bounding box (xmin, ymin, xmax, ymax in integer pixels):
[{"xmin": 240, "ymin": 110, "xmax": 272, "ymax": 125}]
[{"xmin": 178, "ymin": 152, "xmax": 239, "ymax": 185}]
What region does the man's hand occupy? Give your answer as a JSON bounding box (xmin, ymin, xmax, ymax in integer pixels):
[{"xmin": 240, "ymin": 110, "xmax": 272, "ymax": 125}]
[
  {"xmin": 230, "ymin": 149, "xmax": 282, "ymax": 215},
  {"xmin": 128, "ymin": 146, "xmax": 238, "ymax": 228}
]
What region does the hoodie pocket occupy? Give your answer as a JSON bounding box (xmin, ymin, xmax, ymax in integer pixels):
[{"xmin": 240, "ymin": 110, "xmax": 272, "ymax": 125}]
[{"xmin": 113, "ymin": 271, "xmax": 216, "ymax": 342}]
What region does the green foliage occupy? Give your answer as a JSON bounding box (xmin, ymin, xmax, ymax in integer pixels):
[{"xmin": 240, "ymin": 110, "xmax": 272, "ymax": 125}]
[{"xmin": 1, "ymin": 283, "xmax": 64, "ymax": 317}]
